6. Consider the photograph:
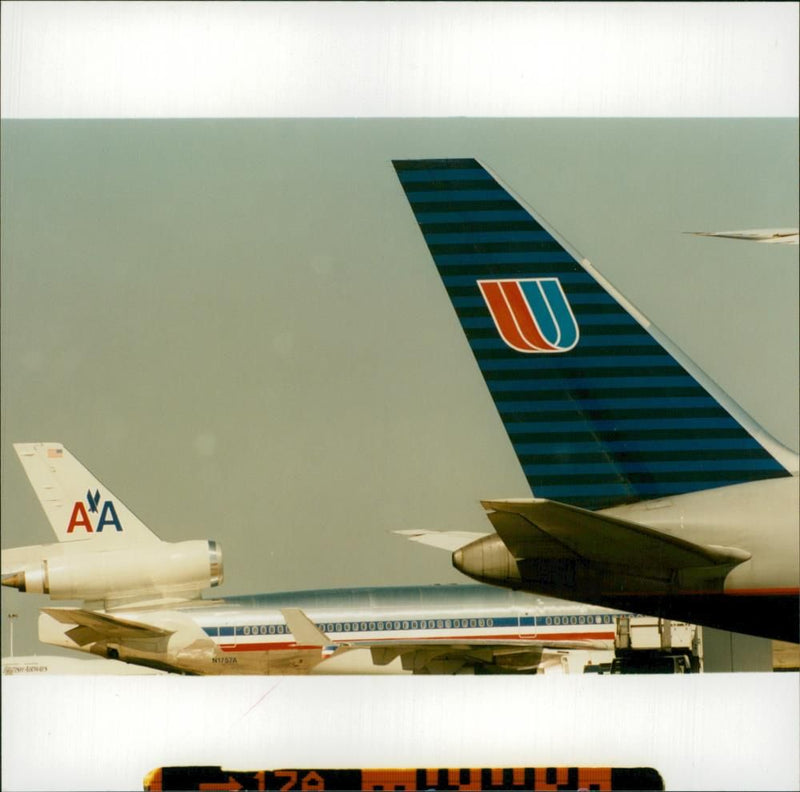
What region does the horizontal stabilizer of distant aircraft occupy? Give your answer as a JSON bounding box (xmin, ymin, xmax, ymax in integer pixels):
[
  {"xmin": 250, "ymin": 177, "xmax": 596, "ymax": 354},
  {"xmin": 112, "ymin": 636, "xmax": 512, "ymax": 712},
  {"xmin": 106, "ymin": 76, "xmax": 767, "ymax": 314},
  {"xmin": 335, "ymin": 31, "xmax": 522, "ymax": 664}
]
[
  {"xmin": 686, "ymin": 229, "xmax": 799, "ymax": 244},
  {"xmin": 393, "ymin": 158, "xmax": 799, "ymax": 643},
  {"xmin": 394, "ymin": 530, "xmax": 488, "ymax": 551}
]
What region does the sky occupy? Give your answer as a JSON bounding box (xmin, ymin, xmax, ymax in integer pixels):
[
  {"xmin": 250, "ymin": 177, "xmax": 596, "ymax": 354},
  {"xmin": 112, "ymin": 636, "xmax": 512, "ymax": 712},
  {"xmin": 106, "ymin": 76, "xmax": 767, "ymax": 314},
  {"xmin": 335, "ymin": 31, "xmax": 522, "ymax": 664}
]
[{"xmin": 2, "ymin": 117, "xmax": 798, "ymax": 657}]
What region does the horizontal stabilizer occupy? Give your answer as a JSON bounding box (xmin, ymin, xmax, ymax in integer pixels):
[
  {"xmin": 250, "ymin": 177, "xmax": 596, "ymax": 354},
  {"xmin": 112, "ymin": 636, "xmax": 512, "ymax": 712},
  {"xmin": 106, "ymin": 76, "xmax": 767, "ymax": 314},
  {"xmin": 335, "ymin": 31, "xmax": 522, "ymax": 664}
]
[
  {"xmin": 686, "ymin": 228, "xmax": 798, "ymax": 245},
  {"xmin": 394, "ymin": 530, "xmax": 490, "ymax": 551},
  {"xmin": 482, "ymin": 498, "xmax": 751, "ymax": 573},
  {"xmin": 42, "ymin": 608, "xmax": 174, "ymax": 647},
  {"xmin": 281, "ymin": 608, "xmax": 334, "ymax": 648}
]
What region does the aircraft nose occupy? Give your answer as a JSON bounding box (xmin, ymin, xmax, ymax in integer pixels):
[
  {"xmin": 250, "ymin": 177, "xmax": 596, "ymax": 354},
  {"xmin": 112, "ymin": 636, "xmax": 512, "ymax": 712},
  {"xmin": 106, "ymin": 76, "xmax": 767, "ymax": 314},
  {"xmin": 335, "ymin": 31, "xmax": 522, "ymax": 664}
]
[{"xmin": 452, "ymin": 548, "xmax": 463, "ymax": 571}]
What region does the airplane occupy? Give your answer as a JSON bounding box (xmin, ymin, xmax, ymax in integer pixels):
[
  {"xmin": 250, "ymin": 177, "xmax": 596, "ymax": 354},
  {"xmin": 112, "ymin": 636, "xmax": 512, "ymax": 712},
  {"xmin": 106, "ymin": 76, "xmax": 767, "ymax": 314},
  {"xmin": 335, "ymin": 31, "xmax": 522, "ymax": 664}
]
[
  {"xmin": 392, "ymin": 158, "xmax": 799, "ymax": 644},
  {"xmin": 685, "ymin": 228, "xmax": 798, "ymax": 245},
  {"xmin": 1, "ymin": 443, "xmax": 626, "ymax": 675}
]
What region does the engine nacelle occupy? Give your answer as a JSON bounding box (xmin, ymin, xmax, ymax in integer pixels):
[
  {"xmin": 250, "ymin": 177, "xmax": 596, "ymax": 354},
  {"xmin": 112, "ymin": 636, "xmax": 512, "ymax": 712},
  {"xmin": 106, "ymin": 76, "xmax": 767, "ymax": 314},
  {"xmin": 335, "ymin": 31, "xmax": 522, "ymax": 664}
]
[
  {"xmin": 452, "ymin": 534, "xmax": 522, "ymax": 587},
  {"xmin": 2, "ymin": 539, "xmax": 223, "ymax": 602}
]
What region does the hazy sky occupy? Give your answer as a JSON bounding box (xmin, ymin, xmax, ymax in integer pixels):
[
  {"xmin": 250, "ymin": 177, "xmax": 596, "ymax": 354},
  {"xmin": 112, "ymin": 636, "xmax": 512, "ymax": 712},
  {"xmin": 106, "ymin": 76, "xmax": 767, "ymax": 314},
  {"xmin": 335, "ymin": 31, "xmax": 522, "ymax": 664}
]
[{"xmin": 1, "ymin": 118, "xmax": 798, "ymax": 655}]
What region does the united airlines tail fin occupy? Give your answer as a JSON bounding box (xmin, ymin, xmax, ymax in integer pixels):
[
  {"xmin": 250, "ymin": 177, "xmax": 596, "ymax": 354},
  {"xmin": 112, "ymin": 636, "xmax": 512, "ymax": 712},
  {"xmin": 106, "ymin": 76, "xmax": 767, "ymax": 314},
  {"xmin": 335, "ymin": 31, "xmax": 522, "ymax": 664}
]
[
  {"xmin": 13, "ymin": 443, "xmax": 159, "ymax": 544},
  {"xmin": 393, "ymin": 159, "xmax": 797, "ymax": 510}
]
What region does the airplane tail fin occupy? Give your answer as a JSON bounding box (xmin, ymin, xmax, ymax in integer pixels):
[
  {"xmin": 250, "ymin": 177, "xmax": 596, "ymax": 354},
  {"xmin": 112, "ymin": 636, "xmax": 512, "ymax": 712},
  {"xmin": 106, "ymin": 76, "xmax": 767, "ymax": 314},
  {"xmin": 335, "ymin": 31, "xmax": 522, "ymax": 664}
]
[
  {"xmin": 393, "ymin": 158, "xmax": 797, "ymax": 510},
  {"xmin": 13, "ymin": 443, "xmax": 159, "ymax": 544}
]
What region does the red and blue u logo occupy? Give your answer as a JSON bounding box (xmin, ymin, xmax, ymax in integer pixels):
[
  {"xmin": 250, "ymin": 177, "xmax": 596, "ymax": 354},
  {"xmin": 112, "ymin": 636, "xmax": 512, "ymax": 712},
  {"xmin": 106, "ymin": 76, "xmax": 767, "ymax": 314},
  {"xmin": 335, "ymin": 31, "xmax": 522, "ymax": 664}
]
[{"xmin": 478, "ymin": 278, "xmax": 579, "ymax": 353}]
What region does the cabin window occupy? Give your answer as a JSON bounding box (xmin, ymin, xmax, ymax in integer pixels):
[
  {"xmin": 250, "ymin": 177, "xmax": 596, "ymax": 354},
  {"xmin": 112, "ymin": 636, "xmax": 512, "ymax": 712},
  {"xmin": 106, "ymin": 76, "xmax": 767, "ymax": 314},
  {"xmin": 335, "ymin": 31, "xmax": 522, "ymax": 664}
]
[
  {"xmin": 487, "ymin": 618, "xmax": 494, "ymax": 628},
  {"xmin": 402, "ymin": 621, "xmax": 409, "ymax": 630},
  {"xmin": 369, "ymin": 622, "xmax": 375, "ymax": 631},
  {"xmin": 579, "ymin": 616, "xmax": 585, "ymax": 624},
  {"xmin": 411, "ymin": 621, "xmax": 418, "ymax": 629}
]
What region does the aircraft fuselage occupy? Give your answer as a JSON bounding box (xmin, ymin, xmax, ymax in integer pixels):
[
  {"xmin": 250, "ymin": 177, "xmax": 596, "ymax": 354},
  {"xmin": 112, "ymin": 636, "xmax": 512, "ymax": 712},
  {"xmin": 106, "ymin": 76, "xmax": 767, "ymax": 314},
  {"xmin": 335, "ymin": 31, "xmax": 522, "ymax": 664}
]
[{"xmin": 39, "ymin": 585, "xmax": 622, "ymax": 675}]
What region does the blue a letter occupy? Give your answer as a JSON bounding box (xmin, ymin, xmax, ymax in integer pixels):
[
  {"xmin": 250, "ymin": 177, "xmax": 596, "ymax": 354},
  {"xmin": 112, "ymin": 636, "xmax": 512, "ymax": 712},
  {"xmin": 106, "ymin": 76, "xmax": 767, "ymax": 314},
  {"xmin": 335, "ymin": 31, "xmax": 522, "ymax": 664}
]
[{"xmin": 96, "ymin": 501, "xmax": 123, "ymax": 532}]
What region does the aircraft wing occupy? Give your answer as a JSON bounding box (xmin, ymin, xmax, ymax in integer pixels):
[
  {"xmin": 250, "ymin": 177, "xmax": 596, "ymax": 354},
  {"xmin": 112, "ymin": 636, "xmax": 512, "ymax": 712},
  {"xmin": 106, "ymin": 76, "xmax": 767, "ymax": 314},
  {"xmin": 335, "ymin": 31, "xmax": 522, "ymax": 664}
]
[
  {"xmin": 366, "ymin": 641, "xmax": 565, "ymax": 674},
  {"xmin": 42, "ymin": 607, "xmax": 174, "ymax": 646},
  {"xmin": 480, "ymin": 499, "xmax": 751, "ymax": 588}
]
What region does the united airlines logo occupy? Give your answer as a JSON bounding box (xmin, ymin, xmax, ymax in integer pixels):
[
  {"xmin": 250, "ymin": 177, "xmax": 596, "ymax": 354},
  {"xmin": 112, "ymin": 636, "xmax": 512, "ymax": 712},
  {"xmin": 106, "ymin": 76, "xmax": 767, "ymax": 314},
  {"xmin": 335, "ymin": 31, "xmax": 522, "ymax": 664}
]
[
  {"xmin": 66, "ymin": 489, "xmax": 123, "ymax": 533},
  {"xmin": 478, "ymin": 277, "xmax": 579, "ymax": 353}
]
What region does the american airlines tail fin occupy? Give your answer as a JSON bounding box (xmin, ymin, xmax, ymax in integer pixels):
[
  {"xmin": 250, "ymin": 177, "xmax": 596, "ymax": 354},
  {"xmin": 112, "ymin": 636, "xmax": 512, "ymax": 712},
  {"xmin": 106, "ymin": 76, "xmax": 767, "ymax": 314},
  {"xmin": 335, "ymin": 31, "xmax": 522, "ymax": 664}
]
[
  {"xmin": 13, "ymin": 443, "xmax": 159, "ymax": 545},
  {"xmin": 5, "ymin": 444, "xmax": 221, "ymax": 605},
  {"xmin": 393, "ymin": 159, "xmax": 797, "ymax": 510}
]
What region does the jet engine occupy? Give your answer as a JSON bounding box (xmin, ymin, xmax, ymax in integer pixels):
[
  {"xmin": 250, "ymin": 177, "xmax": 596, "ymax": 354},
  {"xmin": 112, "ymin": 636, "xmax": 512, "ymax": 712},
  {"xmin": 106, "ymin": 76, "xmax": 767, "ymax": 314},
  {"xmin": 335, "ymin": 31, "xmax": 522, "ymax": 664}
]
[
  {"xmin": 2, "ymin": 539, "xmax": 223, "ymax": 603},
  {"xmin": 452, "ymin": 534, "xmax": 522, "ymax": 587}
]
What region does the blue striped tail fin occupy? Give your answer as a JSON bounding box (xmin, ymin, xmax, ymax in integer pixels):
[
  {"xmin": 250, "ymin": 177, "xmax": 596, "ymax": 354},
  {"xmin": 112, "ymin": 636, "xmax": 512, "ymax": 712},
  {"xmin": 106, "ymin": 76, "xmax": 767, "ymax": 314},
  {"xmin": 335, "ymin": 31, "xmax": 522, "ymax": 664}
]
[{"xmin": 393, "ymin": 158, "xmax": 795, "ymax": 510}]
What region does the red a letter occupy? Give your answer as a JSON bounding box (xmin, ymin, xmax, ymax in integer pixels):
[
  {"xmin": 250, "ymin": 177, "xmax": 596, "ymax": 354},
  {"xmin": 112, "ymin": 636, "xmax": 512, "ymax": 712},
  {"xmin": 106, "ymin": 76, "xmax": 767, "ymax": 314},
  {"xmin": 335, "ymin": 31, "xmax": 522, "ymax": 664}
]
[{"xmin": 67, "ymin": 502, "xmax": 93, "ymax": 533}]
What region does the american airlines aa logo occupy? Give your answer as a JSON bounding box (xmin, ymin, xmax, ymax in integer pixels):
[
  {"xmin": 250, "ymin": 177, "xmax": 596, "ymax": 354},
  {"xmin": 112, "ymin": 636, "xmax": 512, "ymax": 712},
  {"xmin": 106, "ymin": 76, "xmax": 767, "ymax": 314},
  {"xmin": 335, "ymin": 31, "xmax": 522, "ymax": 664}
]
[
  {"xmin": 478, "ymin": 277, "xmax": 579, "ymax": 353},
  {"xmin": 67, "ymin": 489, "xmax": 123, "ymax": 533}
]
